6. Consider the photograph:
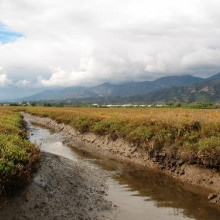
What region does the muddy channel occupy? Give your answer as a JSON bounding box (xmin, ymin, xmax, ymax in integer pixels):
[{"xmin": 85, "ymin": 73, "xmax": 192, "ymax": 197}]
[{"xmin": 1, "ymin": 114, "xmax": 220, "ymax": 219}]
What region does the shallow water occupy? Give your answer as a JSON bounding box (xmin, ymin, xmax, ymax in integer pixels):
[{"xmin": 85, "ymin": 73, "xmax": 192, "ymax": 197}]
[{"xmin": 26, "ymin": 118, "xmax": 220, "ymax": 220}]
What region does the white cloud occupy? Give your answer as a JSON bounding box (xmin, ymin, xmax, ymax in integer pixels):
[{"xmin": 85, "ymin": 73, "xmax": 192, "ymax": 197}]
[
  {"xmin": 16, "ymin": 79, "xmax": 30, "ymax": 86},
  {"xmin": 0, "ymin": 67, "xmax": 12, "ymax": 86},
  {"xmin": 40, "ymin": 58, "xmax": 98, "ymax": 87},
  {"xmin": 0, "ymin": 0, "xmax": 220, "ymax": 88},
  {"xmin": 0, "ymin": 74, "xmax": 10, "ymax": 86}
]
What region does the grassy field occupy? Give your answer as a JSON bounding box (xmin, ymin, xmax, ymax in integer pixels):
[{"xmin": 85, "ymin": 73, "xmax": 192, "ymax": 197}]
[
  {"xmin": 19, "ymin": 106, "xmax": 220, "ymax": 170},
  {"xmin": 0, "ymin": 108, "xmax": 39, "ymax": 199}
]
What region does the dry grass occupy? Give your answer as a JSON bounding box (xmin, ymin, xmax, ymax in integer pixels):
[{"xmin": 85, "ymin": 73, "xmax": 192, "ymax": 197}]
[{"xmin": 19, "ymin": 106, "xmax": 220, "ymax": 170}]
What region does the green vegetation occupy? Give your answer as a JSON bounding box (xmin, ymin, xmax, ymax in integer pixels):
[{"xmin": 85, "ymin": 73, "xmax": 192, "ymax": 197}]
[
  {"xmin": 5, "ymin": 100, "xmax": 220, "ymax": 109},
  {"xmin": 164, "ymin": 102, "xmax": 220, "ymax": 109},
  {"xmin": 20, "ymin": 107, "xmax": 220, "ymax": 170},
  {"xmin": 10, "ymin": 78, "xmax": 220, "ymax": 106},
  {"xmin": 0, "ymin": 107, "xmax": 39, "ymax": 199},
  {"xmin": 113, "ymin": 78, "xmax": 220, "ymax": 104}
]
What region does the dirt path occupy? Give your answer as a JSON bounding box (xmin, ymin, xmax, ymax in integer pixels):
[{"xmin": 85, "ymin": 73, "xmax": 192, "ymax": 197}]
[{"xmin": 0, "ymin": 152, "xmax": 115, "ymax": 220}]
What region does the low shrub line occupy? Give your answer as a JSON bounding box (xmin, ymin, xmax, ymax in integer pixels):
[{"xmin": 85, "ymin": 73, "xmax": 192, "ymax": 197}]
[{"xmin": 20, "ymin": 106, "xmax": 220, "ymax": 170}]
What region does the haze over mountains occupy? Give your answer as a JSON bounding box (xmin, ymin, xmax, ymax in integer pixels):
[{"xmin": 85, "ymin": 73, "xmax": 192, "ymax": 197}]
[
  {"xmin": 16, "ymin": 72, "xmax": 220, "ymax": 104},
  {"xmin": 20, "ymin": 74, "xmax": 203, "ymax": 101},
  {"xmin": 2, "ymin": 1, "xmax": 220, "ymax": 105}
]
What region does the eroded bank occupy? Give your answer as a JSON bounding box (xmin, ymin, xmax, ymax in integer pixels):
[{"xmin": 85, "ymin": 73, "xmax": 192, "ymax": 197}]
[{"xmin": 22, "ymin": 112, "xmax": 220, "ymax": 204}]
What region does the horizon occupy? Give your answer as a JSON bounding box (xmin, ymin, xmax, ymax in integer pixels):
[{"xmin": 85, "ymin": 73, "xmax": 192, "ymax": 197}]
[
  {"xmin": 1, "ymin": 1, "xmax": 220, "ymax": 218},
  {"xmin": 1, "ymin": 71, "xmax": 220, "ymax": 102},
  {"xmin": 1, "ymin": 1, "xmax": 220, "ymax": 99}
]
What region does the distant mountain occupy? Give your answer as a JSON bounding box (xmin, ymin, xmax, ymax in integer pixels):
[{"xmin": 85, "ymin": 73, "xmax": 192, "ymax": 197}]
[
  {"xmin": 58, "ymin": 78, "xmax": 220, "ymax": 105},
  {"xmin": 136, "ymin": 78, "xmax": 220, "ymax": 104},
  {"xmin": 206, "ymin": 72, "xmax": 220, "ymax": 80},
  {"xmin": 0, "ymin": 85, "xmax": 41, "ymax": 101},
  {"xmin": 23, "ymin": 87, "xmax": 93, "ymax": 101},
  {"xmin": 90, "ymin": 75, "xmax": 204, "ymax": 97},
  {"xmin": 21, "ymin": 74, "xmax": 204, "ymax": 101}
]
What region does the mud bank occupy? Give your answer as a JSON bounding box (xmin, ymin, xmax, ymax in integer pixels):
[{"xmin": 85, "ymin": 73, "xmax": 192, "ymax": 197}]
[
  {"xmin": 23, "ymin": 113, "xmax": 220, "ymax": 201},
  {"xmin": 0, "ymin": 152, "xmax": 114, "ymax": 220}
]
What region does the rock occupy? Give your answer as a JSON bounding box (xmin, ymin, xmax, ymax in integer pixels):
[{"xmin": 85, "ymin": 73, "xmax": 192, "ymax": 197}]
[
  {"xmin": 208, "ymin": 193, "xmax": 220, "ymax": 205},
  {"xmin": 179, "ymin": 170, "xmax": 185, "ymax": 175},
  {"xmin": 171, "ymin": 167, "xmax": 176, "ymax": 173},
  {"xmin": 177, "ymin": 160, "xmax": 184, "ymax": 167},
  {"xmin": 209, "ymin": 180, "xmax": 214, "ymax": 184}
]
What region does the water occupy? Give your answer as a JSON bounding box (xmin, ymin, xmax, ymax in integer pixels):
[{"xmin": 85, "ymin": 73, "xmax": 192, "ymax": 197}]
[{"xmin": 26, "ymin": 118, "xmax": 220, "ymax": 220}]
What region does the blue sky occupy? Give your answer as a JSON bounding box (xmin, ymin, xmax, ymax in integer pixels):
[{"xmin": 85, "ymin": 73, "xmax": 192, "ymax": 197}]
[{"xmin": 0, "ymin": 22, "xmax": 23, "ymax": 44}]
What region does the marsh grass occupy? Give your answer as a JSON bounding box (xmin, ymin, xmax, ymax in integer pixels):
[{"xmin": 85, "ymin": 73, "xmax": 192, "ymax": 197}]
[
  {"xmin": 0, "ymin": 108, "xmax": 39, "ymax": 197},
  {"xmin": 19, "ymin": 107, "xmax": 220, "ymax": 170}
]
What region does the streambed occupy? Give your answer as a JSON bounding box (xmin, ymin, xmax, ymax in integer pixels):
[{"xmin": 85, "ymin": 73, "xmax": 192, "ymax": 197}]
[
  {"xmin": 26, "ymin": 114, "xmax": 220, "ymax": 219},
  {"xmin": 1, "ymin": 114, "xmax": 220, "ymax": 219}
]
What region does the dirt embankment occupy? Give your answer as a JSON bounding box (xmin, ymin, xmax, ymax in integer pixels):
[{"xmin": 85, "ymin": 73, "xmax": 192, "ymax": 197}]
[
  {"xmin": 0, "ymin": 152, "xmax": 115, "ymax": 220},
  {"xmin": 23, "ymin": 113, "xmax": 220, "ymax": 204}
]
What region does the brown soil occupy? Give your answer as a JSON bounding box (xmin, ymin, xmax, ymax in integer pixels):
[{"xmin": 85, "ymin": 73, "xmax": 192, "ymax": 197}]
[
  {"xmin": 23, "ymin": 113, "xmax": 220, "ymax": 205},
  {"xmin": 0, "ymin": 152, "xmax": 115, "ymax": 220}
]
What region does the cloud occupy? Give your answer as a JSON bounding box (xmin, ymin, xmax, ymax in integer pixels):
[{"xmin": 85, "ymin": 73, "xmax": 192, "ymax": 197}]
[
  {"xmin": 0, "ymin": 0, "xmax": 220, "ymax": 89},
  {"xmin": 0, "ymin": 67, "xmax": 12, "ymax": 86},
  {"xmin": 0, "ymin": 73, "xmax": 11, "ymax": 86},
  {"xmin": 16, "ymin": 79, "xmax": 30, "ymax": 86},
  {"xmin": 0, "ymin": 67, "xmax": 32, "ymax": 88},
  {"xmin": 40, "ymin": 58, "xmax": 98, "ymax": 87}
]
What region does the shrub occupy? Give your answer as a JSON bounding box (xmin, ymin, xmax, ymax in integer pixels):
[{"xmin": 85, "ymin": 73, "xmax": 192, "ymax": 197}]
[
  {"xmin": 18, "ymin": 106, "xmax": 220, "ymax": 170},
  {"xmin": 0, "ymin": 108, "xmax": 39, "ymax": 197}
]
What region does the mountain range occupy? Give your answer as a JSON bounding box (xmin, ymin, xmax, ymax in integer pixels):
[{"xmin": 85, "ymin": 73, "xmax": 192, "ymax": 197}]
[{"xmin": 20, "ymin": 73, "xmax": 220, "ymax": 104}]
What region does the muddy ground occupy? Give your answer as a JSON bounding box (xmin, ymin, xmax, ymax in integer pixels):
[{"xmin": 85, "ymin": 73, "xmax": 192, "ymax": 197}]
[
  {"xmin": 22, "ymin": 113, "xmax": 220, "ymax": 197},
  {"xmin": 0, "ymin": 152, "xmax": 115, "ymax": 220},
  {"xmin": 1, "ymin": 112, "xmax": 220, "ymax": 220}
]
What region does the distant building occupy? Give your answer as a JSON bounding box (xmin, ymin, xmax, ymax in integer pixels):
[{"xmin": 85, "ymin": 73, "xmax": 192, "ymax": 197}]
[{"xmin": 92, "ymin": 103, "xmax": 99, "ymax": 107}]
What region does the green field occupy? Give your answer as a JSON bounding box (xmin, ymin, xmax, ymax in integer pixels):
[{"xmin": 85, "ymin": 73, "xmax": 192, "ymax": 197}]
[{"xmin": 0, "ymin": 108, "xmax": 39, "ymax": 199}]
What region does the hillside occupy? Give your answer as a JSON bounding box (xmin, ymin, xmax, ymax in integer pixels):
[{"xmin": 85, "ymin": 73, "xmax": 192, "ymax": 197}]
[
  {"xmin": 21, "ymin": 75, "xmax": 203, "ymax": 101},
  {"xmin": 56, "ymin": 78, "xmax": 220, "ymax": 105},
  {"xmin": 23, "ymin": 87, "xmax": 94, "ymax": 101},
  {"xmin": 139, "ymin": 78, "xmax": 220, "ymax": 103},
  {"xmin": 115, "ymin": 78, "xmax": 220, "ymax": 104}
]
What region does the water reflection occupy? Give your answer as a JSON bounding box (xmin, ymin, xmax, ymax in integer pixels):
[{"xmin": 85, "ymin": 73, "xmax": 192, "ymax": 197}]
[
  {"xmin": 71, "ymin": 150, "xmax": 220, "ymax": 220},
  {"xmin": 27, "ymin": 118, "xmax": 220, "ymax": 220}
]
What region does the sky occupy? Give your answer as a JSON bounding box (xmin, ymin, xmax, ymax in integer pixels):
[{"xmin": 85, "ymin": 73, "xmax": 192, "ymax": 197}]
[{"xmin": 1, "ymin": 0, "xmax": 220, "ymax": 98}]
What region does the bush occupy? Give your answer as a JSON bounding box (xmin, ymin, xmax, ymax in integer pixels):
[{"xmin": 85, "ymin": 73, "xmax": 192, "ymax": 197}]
[{"xmin": 0, "ymin": 108, "xmax": 39, "ymax": 197}]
